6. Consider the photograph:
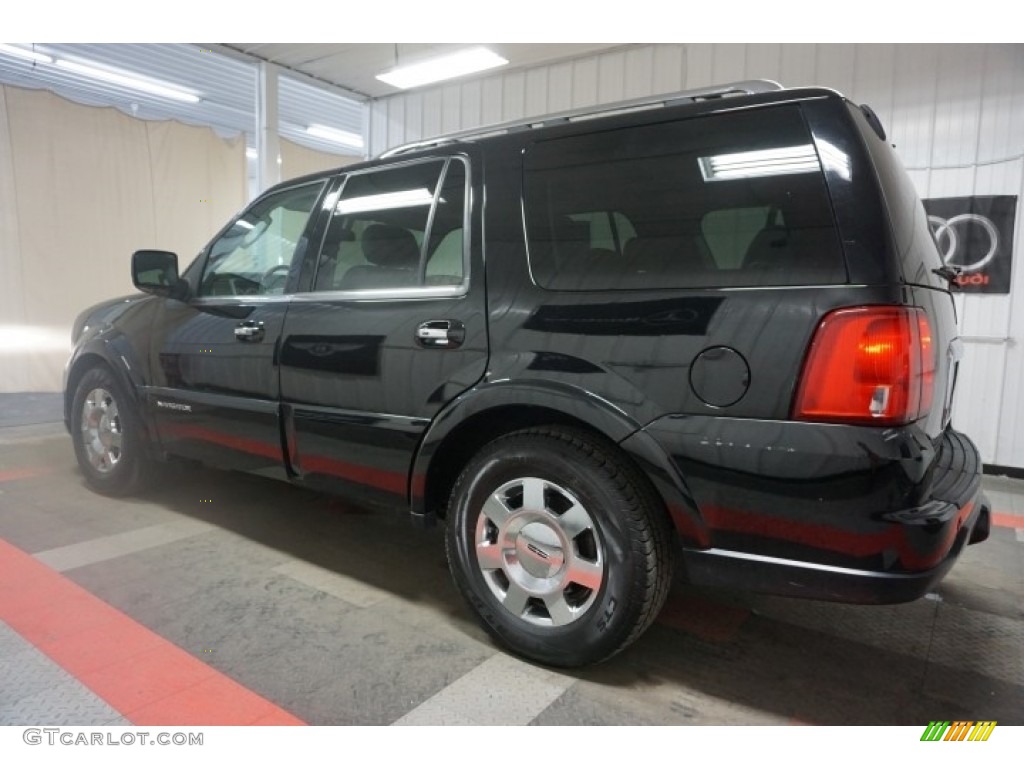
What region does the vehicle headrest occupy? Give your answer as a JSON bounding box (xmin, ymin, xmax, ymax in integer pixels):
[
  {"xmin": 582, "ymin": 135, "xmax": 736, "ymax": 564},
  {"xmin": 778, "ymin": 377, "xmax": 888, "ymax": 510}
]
[{"xmin": 362, "ymin": 224, "xmax": 420, "ymax": 268}]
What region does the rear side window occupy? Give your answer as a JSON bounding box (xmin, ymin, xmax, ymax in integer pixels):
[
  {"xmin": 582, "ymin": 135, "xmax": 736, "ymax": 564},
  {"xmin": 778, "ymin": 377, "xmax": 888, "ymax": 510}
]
[
  {"xmin": 313, "ymin": 158, "xmax": 467, "ymax": 293},
  {"xmin": 524, "ymin": 105, "xmax": 846, "ymax": 290}
]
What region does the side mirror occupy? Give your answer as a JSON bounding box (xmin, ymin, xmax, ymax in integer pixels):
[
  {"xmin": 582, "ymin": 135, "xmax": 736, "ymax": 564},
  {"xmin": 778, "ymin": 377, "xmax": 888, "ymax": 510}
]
[{"xmin": 132, "ymin": 250, "xmax": 186, "ymax": 299}]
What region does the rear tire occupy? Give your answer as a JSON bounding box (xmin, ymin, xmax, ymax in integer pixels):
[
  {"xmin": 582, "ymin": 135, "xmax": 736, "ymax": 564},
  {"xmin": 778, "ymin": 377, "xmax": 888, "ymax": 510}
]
[
  {"xmin": 71, "ymin": 366, "xmax": 153, "ymax": 496},
  {"xmin": 445, "ymin": 426, "xmax": 673, "ymax": 667}
]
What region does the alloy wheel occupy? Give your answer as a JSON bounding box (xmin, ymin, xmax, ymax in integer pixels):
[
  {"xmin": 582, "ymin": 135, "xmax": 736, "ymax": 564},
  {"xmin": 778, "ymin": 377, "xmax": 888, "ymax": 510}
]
[{"xmin": 474, "ymin": 476, "xmax": 604, "ymax": 627}]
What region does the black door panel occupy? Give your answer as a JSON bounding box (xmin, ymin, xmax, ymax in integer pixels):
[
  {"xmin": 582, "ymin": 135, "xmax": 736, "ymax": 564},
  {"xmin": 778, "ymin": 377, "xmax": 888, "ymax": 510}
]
[
  {"xmin": 147, "ymin": 299, "xmax": 288, "ymax": 471},
  {"xmin": 146, "ymin": 178, "xmax": 330, "ymax": 472},
  {"xmin": 281, "ymin": 155, "xmax": 487, "ymax": 506},
  {"xmin": 280, "ymin": 295, "xmax": 487, "ymax": 506}
]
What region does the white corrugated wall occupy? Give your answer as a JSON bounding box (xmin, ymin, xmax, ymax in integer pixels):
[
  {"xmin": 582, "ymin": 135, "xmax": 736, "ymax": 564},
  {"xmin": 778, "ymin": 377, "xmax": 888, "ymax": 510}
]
[{"xmin": 368, "ymin": 43, "xmax": 1024, "ymax": 469}]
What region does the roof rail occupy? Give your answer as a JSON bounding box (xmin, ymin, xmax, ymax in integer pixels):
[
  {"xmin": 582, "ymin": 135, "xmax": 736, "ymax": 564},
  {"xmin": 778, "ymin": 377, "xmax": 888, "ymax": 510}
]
[{"xmin": 378, "ymin": 79, "xmax": 783, "ymax": 158}]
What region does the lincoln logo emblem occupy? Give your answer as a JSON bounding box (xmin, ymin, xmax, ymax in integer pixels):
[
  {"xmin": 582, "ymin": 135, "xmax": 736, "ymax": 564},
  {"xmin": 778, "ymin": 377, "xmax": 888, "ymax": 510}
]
[{"xmin": 527, "ymin": 543, "xmax": 550, "ymax": 559}]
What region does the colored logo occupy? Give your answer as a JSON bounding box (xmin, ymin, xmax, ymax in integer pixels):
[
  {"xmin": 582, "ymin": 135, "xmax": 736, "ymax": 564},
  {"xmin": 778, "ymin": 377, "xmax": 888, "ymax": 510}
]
[{"xmin": 920, "ymin": 721, "xmax": 996, "ymax": 741}]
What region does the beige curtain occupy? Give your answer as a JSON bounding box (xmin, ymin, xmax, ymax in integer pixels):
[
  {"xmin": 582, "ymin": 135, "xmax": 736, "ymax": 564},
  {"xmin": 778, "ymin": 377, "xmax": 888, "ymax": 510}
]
[
  {"xmin": 279, "ymin": 137, "xmax": 360, "ymax": 181},
  {"xmin": 0, "ymin": 85, "xmax": 246, "ymax": 392}
]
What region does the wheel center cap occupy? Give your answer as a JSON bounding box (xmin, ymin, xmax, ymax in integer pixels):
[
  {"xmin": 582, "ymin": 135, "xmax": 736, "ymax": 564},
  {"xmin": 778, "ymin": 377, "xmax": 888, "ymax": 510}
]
[{"xmin": 515, "ymin": 522, "xmax": 564, "ymax": 578}]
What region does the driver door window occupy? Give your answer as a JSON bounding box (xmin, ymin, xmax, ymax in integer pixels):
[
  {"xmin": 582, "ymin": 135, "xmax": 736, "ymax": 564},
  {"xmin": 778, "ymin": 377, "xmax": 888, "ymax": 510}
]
[{"xmin": 200, "ymin": 181, "xmax": 324, "ymax": 297}]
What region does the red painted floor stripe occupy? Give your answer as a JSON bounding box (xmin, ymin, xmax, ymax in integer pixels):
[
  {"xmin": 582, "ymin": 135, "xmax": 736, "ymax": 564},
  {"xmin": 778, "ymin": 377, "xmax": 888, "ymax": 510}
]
[
  {"xmin": 0, "ymin": 466, "xmax": 51, "ymax": 483},
  {"xmin": 0, "ymin": 538, "xmax": 304, "ymax": 726},
  {"xmin": 992, "ymin": 511, "xmax": 1024, "ymax": 529}
]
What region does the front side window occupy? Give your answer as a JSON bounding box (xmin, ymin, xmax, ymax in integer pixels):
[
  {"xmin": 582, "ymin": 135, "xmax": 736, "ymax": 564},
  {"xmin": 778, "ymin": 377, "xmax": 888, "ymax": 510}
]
[
  {"xmin": 199, "ymin": 181, "xmax": 325, "ymax": 297},
  {"xmin": 313, "ymin": 158, "xmax": 467, "ymax": 293},
  {"xmin": 524, "ymin": 105, "xmax": 846, "ymax": 290}
]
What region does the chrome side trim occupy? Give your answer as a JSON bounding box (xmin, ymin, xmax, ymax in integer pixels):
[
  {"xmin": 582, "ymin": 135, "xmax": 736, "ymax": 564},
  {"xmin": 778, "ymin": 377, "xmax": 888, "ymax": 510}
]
[
  {"xmin": 187, "ymin": 284, "xmax": 468, "ymax": 305},
  {"xmin": 190, "ymin": 295, "xmax": 293, "ymax": 306},
  {"xmin": 691, "ymin": 547, "xmax": 922, "ymax": 579},
  {"xmin": 291, "ymin": 284, "xmax": 466, "ymax": 302}
]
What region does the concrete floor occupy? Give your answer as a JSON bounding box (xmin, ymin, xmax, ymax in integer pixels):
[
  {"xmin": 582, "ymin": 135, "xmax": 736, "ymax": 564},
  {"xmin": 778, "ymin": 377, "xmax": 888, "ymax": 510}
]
[{"xmin": 1, "ymin": 407, "xmax": 1022, "ymax": 725}]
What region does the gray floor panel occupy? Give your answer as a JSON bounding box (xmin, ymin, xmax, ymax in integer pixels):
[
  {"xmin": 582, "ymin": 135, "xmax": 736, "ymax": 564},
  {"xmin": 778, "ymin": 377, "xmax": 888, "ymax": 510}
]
[
  {"xmin": 0, "ymin": 393, "xmax": 63, "ymax": 428},
  {"xmin": 0, "ymin": 621, "xmax": 123, "ymax": 725}
]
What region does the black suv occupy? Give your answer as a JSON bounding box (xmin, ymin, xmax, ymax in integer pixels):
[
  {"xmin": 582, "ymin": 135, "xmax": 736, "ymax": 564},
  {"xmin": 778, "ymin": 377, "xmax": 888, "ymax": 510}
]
[{"xmin": 65, "ymin": 80, "xmax": 989, "ymax": 667}]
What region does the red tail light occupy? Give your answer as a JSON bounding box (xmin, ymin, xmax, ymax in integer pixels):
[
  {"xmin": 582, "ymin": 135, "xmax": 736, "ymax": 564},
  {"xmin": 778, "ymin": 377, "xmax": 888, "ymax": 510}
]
[{"xmin": 793, "ymin": 306, "xmax": 936, "ymax": 426}]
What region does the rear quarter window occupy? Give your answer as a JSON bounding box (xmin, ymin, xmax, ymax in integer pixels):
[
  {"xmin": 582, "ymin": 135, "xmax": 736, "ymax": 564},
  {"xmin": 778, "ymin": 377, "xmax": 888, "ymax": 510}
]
[{"xmin": 524, "ymin": 105, "xmax": 847, "ymax": 291}]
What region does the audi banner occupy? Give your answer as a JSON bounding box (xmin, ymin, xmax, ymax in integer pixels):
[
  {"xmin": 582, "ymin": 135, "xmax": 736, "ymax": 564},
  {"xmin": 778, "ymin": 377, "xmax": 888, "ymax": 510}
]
[{"xmin": 923, "ymin": 195, "xmax": 1017, "ymax": 294}]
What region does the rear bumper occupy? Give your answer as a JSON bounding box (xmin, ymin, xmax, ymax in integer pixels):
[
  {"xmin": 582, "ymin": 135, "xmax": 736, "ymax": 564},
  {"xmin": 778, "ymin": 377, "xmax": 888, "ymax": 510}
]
[
  {"xmin": 621, "ymin": 416, "xmax": 986, "ymax": 603},
  {"xmin": 681, "ymin": 495, "xmax": 989, "ymax": 603}
]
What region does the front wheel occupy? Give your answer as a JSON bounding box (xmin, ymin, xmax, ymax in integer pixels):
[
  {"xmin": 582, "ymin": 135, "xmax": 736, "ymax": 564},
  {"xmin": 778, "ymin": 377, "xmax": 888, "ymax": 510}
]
[
  {"xmin": 445, "ymin": 426, "xmax": 673, "ymax": 667},
  {"xmin": 71, "ymin": 366, "xmax": 153, "ymax": 496}
]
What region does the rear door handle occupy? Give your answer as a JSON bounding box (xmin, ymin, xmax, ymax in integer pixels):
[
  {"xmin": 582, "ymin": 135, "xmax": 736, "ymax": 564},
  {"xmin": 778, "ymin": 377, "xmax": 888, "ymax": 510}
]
[
  {"xmin": 416, "ymin": 320, "xmax": 465, "ymax": 348},
  {"xmin": 234, "ymin": 320, "xmax": 265, "ymax": 342}
]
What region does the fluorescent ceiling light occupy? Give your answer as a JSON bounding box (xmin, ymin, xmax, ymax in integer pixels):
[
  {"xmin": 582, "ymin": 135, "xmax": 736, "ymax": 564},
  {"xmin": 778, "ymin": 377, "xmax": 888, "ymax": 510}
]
[
  {"xmin": 245, "ymin": 148, "xmax": 257, "ymax": 159},
  {"xmin": 306, "ymin": 124, "xmax": 364, "ymax": 149},
  {"xmin": 376, "ymin": 47, "xmax": 508, "ymax": 90},
  {"xmin": 700, "ymin": 144, "xmax": 820, "ymax": 182},
  {"xmin": 0, "ymin": 44, "xmax": 53, "ymax": 64},
  {"xmin": 336, "ymin": 188, "xmax": 434, "ymax": 215},
  {"xmin": 55, "ymin": 59, "xmax": 200, "ymax": 103}
]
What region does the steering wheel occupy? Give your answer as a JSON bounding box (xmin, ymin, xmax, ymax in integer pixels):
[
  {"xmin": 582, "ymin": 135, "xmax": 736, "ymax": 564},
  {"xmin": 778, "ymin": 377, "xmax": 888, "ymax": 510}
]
[{"xmin": 260, "ymin": 264, "xmax": 291, "ymax": 294}]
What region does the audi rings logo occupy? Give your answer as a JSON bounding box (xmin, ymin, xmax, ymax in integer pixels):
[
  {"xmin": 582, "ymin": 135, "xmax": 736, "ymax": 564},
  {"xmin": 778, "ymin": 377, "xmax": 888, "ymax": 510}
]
[
  {"xmin": 928, "ymin": 213, "xmax": 1000, "ymax": 273},
  {"xmin": 922, "ymin": 195, "xmax": 1017, "ymax": 295}
]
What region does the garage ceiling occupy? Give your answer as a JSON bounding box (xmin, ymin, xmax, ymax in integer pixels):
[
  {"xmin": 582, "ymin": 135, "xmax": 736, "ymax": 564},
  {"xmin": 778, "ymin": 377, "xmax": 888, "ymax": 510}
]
[
  {"xmin": 0, "ymin": 43, "xmax": 628, "ymax": 160},
  {"xmin": 0, "ymin": 43, "xmax": 365, "ymax": 155},
  {"xmin": 220, "ymin": 44, "xmax": 627, "ymax": 99}
]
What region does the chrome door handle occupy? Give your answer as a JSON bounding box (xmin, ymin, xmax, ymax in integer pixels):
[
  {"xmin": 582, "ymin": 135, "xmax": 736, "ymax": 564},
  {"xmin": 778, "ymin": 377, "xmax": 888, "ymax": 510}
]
[
  {"xmin": 234, "ymin": 321, "xmax": 265, "ymax": 342},
  {"xmin": 416, "ymin": 320, "xmax": 465, "ymax": 348}
]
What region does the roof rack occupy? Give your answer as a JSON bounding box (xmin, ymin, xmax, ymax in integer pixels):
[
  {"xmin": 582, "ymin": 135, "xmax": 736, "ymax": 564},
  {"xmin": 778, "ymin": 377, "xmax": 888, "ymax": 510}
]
[{"xmin": 378, "ymin": 79, "xmax": 783, "ymax": 158}]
